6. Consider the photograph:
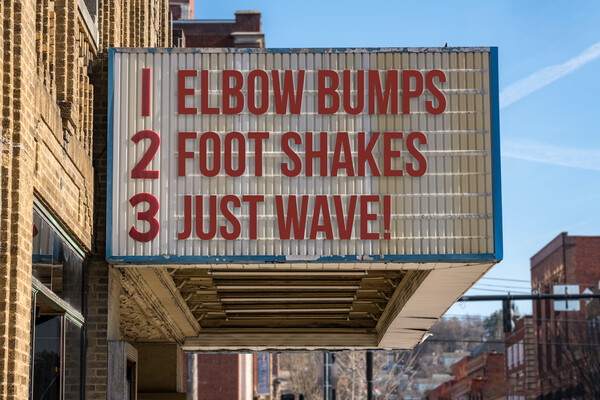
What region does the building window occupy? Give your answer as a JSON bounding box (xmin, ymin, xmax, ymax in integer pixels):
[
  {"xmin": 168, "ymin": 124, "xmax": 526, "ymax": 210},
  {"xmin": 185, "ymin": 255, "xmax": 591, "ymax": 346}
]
[
  {"xmin": 518, "ymin": 341, "xmax": 524, "ymax": 365},
  {"xmin": 30, "ymin": 206, "xmax": 86, "ymax": 400}
]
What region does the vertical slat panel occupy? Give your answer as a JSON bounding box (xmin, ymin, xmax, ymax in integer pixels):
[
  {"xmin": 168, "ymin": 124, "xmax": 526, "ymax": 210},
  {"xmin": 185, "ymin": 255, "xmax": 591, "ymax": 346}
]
[{"xmin": 109, "ymin": 48, "xmax": 498, "ymax": 264}]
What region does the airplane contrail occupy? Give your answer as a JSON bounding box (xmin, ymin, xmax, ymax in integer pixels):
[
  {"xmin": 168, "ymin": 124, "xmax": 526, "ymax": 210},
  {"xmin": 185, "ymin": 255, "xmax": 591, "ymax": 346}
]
[
  {"xmin": 500, "ymin": 41, "xmax": 600, "ymax": 109},
  {"xmin": 502, "ymin": 139, "xmax": 600, "ymax": 171}
]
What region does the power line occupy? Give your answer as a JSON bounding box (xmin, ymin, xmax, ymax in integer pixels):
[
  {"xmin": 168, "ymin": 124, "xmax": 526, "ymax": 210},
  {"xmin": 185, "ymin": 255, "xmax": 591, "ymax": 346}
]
[
  {"xmin": 425, "ymin": 338, "xmax": 600, "ymax": 347},
  {"xmin": 442, "ymin": 315, "xmax": 597, "ymax": 324},
  {"xmin": 468, "ymin": 288, "xmax": 531, "ymax": 295},
  {"xmin": 475, "ymin": 284, "xmax": 532, "ymax": 291},
  {"xmin": 481, "ymin": 277, "xmax": 531, "ymax": 283}
]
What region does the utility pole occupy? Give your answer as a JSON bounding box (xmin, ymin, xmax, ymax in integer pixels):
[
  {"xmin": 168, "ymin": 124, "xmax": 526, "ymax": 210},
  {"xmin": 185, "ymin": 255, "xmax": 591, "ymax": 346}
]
[
  {"xmin": 323, "ymin": 352, "xmax": 332, "ymax": 400},
  {"xmin": 366, "ymin": 350, "xmax": 373, "ymax": 400}
]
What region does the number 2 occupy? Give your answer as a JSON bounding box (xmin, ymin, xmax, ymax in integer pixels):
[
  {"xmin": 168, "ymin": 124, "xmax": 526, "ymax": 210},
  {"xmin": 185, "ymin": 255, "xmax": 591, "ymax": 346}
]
[{"xmin": 131, "ymin": 129, "xmax": 160, "ymax": 179}]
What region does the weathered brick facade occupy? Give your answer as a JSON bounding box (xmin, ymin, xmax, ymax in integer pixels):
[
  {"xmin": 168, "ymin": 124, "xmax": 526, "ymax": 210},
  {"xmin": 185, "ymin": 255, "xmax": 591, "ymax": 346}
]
[
  {"xmin": 531, "ymin": 233, "xmax": 600, "ymax": 398},
  {"xmin": 89, "ymin": 1, "xmax": 171, "ymax": 398},
  {"xmin": 426, "ymin": 352, "xmax": 506, "ymax": 399},
  {"xmin": 195, "ymin": 354, "xmax": 240, "ymax": 400},
  {"xmin": 172, "ymin": 10, "xmax": 264, "ymax": 48},
  {"xmin": 1, "ymin": 0, "xmax": 170, "ymax": 399},
  {"xmin": 505, "ymin": 316, "xmax": 539, "ymax": 399}
]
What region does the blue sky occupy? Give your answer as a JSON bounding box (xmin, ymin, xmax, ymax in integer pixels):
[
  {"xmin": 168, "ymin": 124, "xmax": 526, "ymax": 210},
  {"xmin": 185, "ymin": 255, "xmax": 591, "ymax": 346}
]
[{"xmin": 198, "ymin": 1, "xmax": 600, "ymax": 316}]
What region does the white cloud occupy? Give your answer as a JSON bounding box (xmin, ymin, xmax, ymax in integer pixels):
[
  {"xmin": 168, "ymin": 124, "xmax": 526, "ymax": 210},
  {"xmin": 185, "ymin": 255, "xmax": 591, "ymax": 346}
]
[
  {"xmin": 500, "ymin": 41, "xmax": 600, "ymax": 109},
  {"xmin": 502, "ymin": 139, "xmax": 600, "ymax": 171}
]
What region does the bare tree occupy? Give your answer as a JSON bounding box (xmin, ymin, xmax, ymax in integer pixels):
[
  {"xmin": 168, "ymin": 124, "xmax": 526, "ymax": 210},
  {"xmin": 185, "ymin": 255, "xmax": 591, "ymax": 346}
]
[
  {"xmin": 332, "ymin": 349, "xmax": 423, "ymax": 400},
  {"xmin": 279, "ymin": 352, "xmax": 323, "ymax": 400},
  {"xmin": 278, "ymin": 317, "xmax": 489, "ymax": 400},
  {"xmin": 560, "ymin": 317, "xmax": 600, "ymax": 398},
  {"xmin": 334, "ymin": 351, "xmax": 366, "ymax": 400}
]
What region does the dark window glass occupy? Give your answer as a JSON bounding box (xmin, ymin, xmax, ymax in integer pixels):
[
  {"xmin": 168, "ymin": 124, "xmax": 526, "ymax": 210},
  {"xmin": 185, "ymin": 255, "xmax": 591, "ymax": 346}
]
[
  {"xmin": 63, "ymin": 319, "xmax": 81, "ymax": 400},
  {"xmin": 32, "ymin": 315, "xmax": 61, "ymax": 400},
  {"xmin": 30, "ymin": 207, "xmax": 86, "ymax": 400},
  {"xmin": 32, "ymin": 210, "xmax": 83, "ymax": 313}
]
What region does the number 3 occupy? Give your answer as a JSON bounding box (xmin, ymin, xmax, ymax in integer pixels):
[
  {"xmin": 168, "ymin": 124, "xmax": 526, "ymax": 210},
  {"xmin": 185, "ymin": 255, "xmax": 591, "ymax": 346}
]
[{"xmin": 129, "ymin": 193, "xmax": 159, "ymax": 242}]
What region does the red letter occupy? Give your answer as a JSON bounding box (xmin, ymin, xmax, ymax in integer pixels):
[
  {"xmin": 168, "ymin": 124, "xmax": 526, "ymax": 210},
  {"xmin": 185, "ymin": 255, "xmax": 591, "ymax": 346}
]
[
  {"xmin": 222, "ymin": 70, "xmax": 244, "ymax": 114},
  {"xmin": 178, "ymin": 70, "xmax": 197, "ymax": 115},
  {"xmin": 343, "ymin": 70, "xmax": 364, "ymax": 115},
  {"xmin": 196, "ymin": 196, "xmax": 217, "ymax": 240},
  {"xmin": 199, "ymin": 131, "xmax": 220, "ymax": 177},
  {"xmin": 129, "ymin": 193, "xmax": 160, "ymax": 242},
  {"xmin": 178, "ymin": 195, "xmax": 192, "ymax": 240},
  {"xmin": 360, "ymin": 196, "xmax": 379, "ymax": 240},
  {"xmin": 247, "ymin": 70, "xmax": 269, "ymax": 115},
  {"xmin": 131, "ymin": 130, "xmax": 160, "ymax": 179},
  {"xmin": 305, "ymin": 132, "xmax": 328, "ymax": 177},
  {"xmin": 243, "ymin": 195, "xmax": 265, "ymax": 239},
  {"xmin": 406, "ymin": 131, "xmax": 427, "ymax": 177},
  {"xmin": 281, "ymin": 132, "xmax": 302, "ymax": 177},
  {"xmin": 248, "ymin": 132, "xmax": 269, "ymax": 176},
  {"xmin": 220, "ymin": 195, "xmax": 241, "ymax": 240},
  {"xmin": 275, "ymin": 195, "xmax": 309, "ymax": 239},
  {"xmin": 200, "ymin": 70, "xmax": 219, "ymax": 114},
  {"xmin": 334, "ymin": 195, "xmax": 357, "ymax": 240},
  {"xmin": 331, "ymin": 132, "xmax": 354, "ymax": 176},
  {"xmin": 309, "ymin": 196, "xmax": 333, "ymax": 239},
  {"xmin": 318, "ymin": 70, "xmax": 339, "ymax": 114},
  {"xmin": 272, "ymin": 70, "xmax": 305, "ymax": 114},
  {"xmin": 178, "ymin": 131, "xmax": 196, "ymax": 177},
  {"xmin": 383, "ymin": 132, "xmax": 403, "ymax": 177},
  {"xmin": 142, "ymin": 68, "xmax": 151, "ymax": 117},
  {"xmin": 357, "ymin": 132, "xmax": 380, "ymax": 176},
  {"xmin": 368, "ymin": 70, "xmax": 398, "ymax": 114},
  {"xmin": 224, "ymin": 132, "xmax": 245, "ymax": 177},
  {"xmin": 425, "ymin": 69, "xmax": 446, "ymax": 115},
  {"xmin": 402, "ymin": 70, "xmax": 423, "ymax": 114}
]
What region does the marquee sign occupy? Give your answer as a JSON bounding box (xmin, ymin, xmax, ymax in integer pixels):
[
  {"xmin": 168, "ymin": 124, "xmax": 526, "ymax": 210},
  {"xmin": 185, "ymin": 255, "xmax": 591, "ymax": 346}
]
[{"xmin": 106, "ymin": 47, "xmax": 502, "ymax": 264}]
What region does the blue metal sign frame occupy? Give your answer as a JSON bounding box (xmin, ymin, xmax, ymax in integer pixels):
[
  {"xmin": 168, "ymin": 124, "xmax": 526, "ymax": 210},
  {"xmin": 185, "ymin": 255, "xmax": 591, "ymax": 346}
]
[{"xmin": 106, "ymin": 47, "xmax": 503, "ymax": 265}]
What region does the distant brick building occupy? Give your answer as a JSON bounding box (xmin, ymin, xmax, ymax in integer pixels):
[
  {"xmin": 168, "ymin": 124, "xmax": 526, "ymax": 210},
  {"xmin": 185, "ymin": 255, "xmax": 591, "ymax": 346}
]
[
  {"xmin": 183, "ymin": 353, "xmax": 278, "ymax": 400},
  {"xmin": 531, "ymin": 233, "xmax": 600, "ymax": 399},
  {"xmin": 170, "ymin": 0, "xmax": 195, "ymax": 20},
  {"xmin": 170, "ymin": 0, "xmax": 265, "ymax": 48},
  {"xmin": 425, "ymin": 347, "xmax": 506, "ymax": 400},
  {"xmin": 505, "ymin": 316, "xmax": 539, "ymax": 399}
]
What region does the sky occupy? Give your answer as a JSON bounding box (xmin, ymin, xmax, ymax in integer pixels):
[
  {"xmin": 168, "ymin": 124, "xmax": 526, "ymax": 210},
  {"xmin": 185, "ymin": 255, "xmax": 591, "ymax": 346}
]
[{"xmin": 197, "ymin": 1, "xmax": 600, "ymax": 317}]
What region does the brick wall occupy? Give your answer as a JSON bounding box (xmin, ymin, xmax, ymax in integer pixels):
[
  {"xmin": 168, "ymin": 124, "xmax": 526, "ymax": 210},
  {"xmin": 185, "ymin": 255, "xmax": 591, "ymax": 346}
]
[
  {"xmin": 196, "ymin": 354, "xmax": 240, "ymax": 400},
  {"xmin": 0, "ymin": 1, "xmax": 39, "ymax": 399},
  {"xmin": 86, "ymin": 0, "xmax": 171, "ymax": 398},
  {"xmin": 505, "ymin": 316, "xmax": 539, "ymax": 399},
  {"xmin": 172, "ymin": 10, "xmax": 264, "ymax": 48},
  {"xmin": 531, "ymin": 233, "xmax": 600, "ymax": 398},
  {"xmin": 1, "ymin": 0, "xmax": 170, "ymax": 399}
]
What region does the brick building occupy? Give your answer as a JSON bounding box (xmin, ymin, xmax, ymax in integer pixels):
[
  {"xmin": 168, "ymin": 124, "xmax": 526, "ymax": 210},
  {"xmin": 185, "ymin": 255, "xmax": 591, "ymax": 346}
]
[
  {"xmin": 171, "ymin": 9, "xmax": 265, "ymax": 48},
  {"xmin": 170, "ymin": 0, "xmax": 195, "ymax": 20},
  {"xmin": 184, "ymin": 353, "xmax": 280, "ymax": 400},
  {"xmin": 504, "ymin": 316, "xmax": 539, "ymax": 399},
  {"xmin": 425, "ymin": 346, "xmax": 506, "ymax": 400},
  {"xmin": 1, "ymin": 0, "xmax": 175, "ymax": 399},
  {"xmin": 579, "ymin": 288, "xmax": 600, "ymax": 397},
  {"xmin": 531, "ymin": 233, "xmax": 600, "ymax": 399}
]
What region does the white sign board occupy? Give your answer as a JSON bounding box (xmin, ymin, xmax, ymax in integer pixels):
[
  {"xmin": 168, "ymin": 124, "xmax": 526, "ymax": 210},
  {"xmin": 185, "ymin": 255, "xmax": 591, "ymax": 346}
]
[
  {"xmin": 554, "ymin": 285, "xmax": 580, "ymax": 311},
  {"xmin": 106, "ymin": 48, "xmax": 502, "ymax": 264}
]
